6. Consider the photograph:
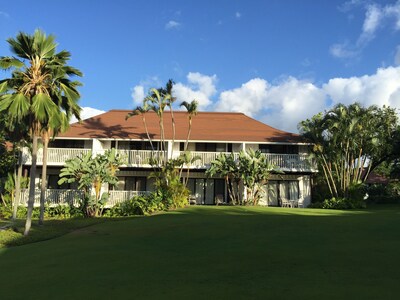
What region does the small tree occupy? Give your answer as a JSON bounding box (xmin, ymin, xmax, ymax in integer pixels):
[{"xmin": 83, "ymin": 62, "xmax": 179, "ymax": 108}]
[
  {"xmin": 207, "ymin": 149, "xmax": 278, "ymax": 205},
  {"xmin": 206, "ymin": 153, "xmax": 241, "ymax": 205},
  {"xmin": 239, "ymin": 149, "xmax": 278, "ymax": 205},
  {"xmin": 58, "ymin": 149, "xmax": 124, "ymax": 217}
]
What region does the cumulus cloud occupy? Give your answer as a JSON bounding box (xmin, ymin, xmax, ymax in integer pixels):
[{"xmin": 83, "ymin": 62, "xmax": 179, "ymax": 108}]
[
  {"xmin": 331, "ymin": 1, "xmax": 400, "ymax": 58},
  {"xmin": 323, "ymin": 66, "xmax": 400, "ymax": 107},
  {"xmin": 70, "ymin": 107, "xmax": 106, "ymax": 123},
  {"xmin": 130, "ymin": 66, "xmax": 400, "ymax": 133},
  {"xmin": 173, "ymin": 72, "xmax": 217, "ymax": 109},
  {"xmin": 215, "ymin": 78, "xmax": 269, "ymax": 116},
  {"xmin": 165, "ymin": 20, "xmax": 181, "ymax": 30},
  {"xmin": 130, "ymin": 76, "xmax": 162, "ymax": 107},
  {"xmin": 214, "ymin": 66, "xmax": 400, "ymax": 132},
  {"xmin": 214, "ymin": 77, "xmax": 327, "ymax": 132},
  {"xmin": 131, "ymin": 85, "xmax": 145, "ymax": 107}
]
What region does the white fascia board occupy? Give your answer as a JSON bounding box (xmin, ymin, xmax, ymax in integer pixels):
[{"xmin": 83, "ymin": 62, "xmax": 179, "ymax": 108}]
[{"xmin": 60, "ymin": 137, "xmax": 312, "ymax": 146}]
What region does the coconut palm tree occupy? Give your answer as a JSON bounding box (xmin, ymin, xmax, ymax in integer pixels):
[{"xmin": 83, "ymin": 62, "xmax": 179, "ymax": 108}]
[
  {"xmin": 180, "ymin": 100, "xmax": 198, "ymax": 152},
  {"xmin": 0, "ymin": 30, "xmax": 82, "ymax": 235}
]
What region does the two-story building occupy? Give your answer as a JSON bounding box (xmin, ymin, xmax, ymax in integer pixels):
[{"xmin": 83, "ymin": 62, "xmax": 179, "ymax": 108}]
[{"xmin": 21, "ymin": 110, "xmax": 317, "ymax": 207}]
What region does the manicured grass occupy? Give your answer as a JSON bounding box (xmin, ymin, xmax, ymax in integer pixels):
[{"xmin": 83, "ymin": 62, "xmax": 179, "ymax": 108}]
[
  {"xmin": 0, "ymin": 206, "xmax": 400, "ymax": 299},
  {"xmin": 0, "ymin": 218, "xmax": 104, "ymax": 248}
]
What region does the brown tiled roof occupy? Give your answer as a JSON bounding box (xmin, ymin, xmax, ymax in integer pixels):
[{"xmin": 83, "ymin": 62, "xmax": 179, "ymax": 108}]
[{"xmin": 59, "ymin": 110, "xmax": 304, "ymax": 143}]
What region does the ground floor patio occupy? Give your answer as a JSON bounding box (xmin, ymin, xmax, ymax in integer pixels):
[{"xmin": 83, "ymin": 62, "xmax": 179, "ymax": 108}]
[{"xmin": 20, "ymin": 167, "xmax": 313, "ymax": 207}]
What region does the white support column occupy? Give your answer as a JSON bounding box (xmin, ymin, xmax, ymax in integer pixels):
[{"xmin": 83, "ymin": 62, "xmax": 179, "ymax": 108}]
[
  {"xmin": 167, "ymin": 141, "xmax": 173, "ymax": 159},
  {"xmin": 92, "ymin": 139, "xmax": 103, "ymax": 156}
]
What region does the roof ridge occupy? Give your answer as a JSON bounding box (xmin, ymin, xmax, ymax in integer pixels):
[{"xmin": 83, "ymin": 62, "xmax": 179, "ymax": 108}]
[{"xmin": 108, "ymin": 109, "xmax": 245, "ymax": 115}]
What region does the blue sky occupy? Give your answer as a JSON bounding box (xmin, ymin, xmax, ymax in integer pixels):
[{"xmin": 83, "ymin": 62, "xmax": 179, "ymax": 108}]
[{"xmin": 1, "ymin": 0, "xmax": 400, "ymax": 132}]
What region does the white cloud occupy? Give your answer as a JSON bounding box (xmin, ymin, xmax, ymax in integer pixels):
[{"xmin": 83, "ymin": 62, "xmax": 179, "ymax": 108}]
[
  {"xmin": 129, "ymin": 66, "xmax": 400, "ymax": 133},
  {"xmin": 214, "ymin": 77, "xmax": 326, "ymax": 132},
  {"xmin": 215, "ymin": 78, "xmax": 269, "ymax": 116},
  {"xmin": 330, "ymin": 43, "xmax": 358, "ymax": 58},
  {"xmin": 362, "ymin": 4, "xmax": 382, "ymax": 35},
  {"xmin": 235, "ymin": 12, "xmax": 241, "ymax": 19},
  {"xmin": 332, "ymin": 1, "xmax": 400, "ymax": 58},
  {"xmin": 165, "ymin": 20, "xmax": 181, "ymax": 30},
  {"xmin": 130, "ymin": 76, "xmax": 162, "ymax": 107},
  {"xmin": 131, "ymin": 85, "xmax": 145, "ymax": 107},
  {"xmin": 0, "ymin": 11, "xmax": 9, "ymax": 18},
  {"xmin": 173, "ymin": 72, "xmax": 217, "ymax": 109},
  {"xmin": 323, "ymin": 66, "xmax": 400, "ymax": 108},
  {"xmin": 70, "ymin": 107, "xmax": 106, "ymax": 123},
  {"xmin": 338, "ymin": 0, "xmax": 364, "ymax": 13}
]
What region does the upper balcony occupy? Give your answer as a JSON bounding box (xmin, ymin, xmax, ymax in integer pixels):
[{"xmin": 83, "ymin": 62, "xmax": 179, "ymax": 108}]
[
  {"xmin": 22, "ymin": 148, "xmax": 92, "ymax": 166},
  {"xmin": 22, "ymin": 148, "xmax": 317, "ymax": 173},
  {"xmin": 180, "ymin": 151, "xmax": 316, "ymax": 172}
]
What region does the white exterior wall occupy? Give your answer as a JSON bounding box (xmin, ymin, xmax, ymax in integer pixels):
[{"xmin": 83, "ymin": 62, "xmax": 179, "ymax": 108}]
[
  {"xmin": 92, "ymin": 139, "xmax": 103, "ymax": 154},
  {"xmin": 300, "ymin": 175, "xmax": 311, "ymax": 207},
  {"xmin": 172, "ymin": 142, "xmax": 180, "ymax": 158}
]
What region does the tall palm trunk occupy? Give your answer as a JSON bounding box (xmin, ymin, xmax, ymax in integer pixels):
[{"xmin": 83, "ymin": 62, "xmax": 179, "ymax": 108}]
[
  {"xmin": 12, "ymin": 150, "xmax": 23, "ymax": 220},
  {"xmin": 24, "ymin": 134, "xmax": 38, "ymax": 236},
  {"xmin": 184, "ymin": 118, "xmax": 192, "ymax": 152},
  {"xmin": 170, "ymin": 109, "xmax": 176, "ymax": 159},
  {"xmin": 39, "ymin": 130, "xmax": 49, "ymax": 225}
]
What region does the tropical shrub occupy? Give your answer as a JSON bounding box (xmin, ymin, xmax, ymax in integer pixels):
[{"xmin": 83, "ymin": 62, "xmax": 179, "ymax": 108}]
[
  {"xmin": 309, "ymin": 197, "xmax": 366, "ymax": 209},
  {"xmin": 58, "ymin": 149, "xmax": 124, "ymax": 217},
  {"xmin": 106, "ymin": 193, "xmax": 165, "ymax": 217}
]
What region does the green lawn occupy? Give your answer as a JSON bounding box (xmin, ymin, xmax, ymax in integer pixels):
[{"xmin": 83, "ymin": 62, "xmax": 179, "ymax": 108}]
[{"xmin": 0, "ymin": 206, "xmax": 399, "ymax": 299}]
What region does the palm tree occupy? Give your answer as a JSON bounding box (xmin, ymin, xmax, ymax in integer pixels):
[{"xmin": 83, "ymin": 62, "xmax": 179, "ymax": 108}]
[
  {"xmin": 0, "ymin": 30, "xmax": 82, "ymax": 235},
  {"xmin": 206, "ymin": 153, "xmax": 239, "ymax": 205},
  {"xmin": 126, "ymin": 105, "xmax": 155, "ymax": 152},
  {"xmin": 164, "ymin": 79, "xmax": 177, "ymax": 159},
  {"xmin": 38, "ymin": 60, "xmax": 82, "ymax": 225},
  {"xmin": 180, "ymin": 100, "xmax": 198, "ymax": 152}
]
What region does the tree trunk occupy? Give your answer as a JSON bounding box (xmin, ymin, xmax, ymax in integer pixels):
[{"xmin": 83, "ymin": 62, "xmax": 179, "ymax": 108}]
[
  {"xmin": 39, "ymin": 132, "xmax": 49, "ymax": 225},
  {"xmin": 24, "ymin": 135, "xmax": 38, "ymax": 236},
  {"xmin": 13, "ymin": 151, "xmax": 23, "ymax": 220},
  {"xmin": 170, "ymin": 109, "xmax": 176, "ymax": 159}
]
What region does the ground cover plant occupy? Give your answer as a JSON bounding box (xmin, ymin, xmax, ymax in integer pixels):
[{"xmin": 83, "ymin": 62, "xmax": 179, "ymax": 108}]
[{"xmin": 0, "ymin": 205, "xmax": 399, "ymax": 299}]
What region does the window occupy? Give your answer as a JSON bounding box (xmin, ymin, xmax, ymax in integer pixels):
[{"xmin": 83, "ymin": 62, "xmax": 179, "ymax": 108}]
[
  {"xmin": 259, "ymin": 144, "xmax": 298, "ymax": 154},
  {"xmin": 279, "ymin": 181, "xmax": 299, "ymax": 200},
  {"xmin": 195, "ymin": 143, "xmax": 217, "ymax": 152},
  {"xmin": 48, "ymin": 140, "xmax": 85, "ymax": 149},
  {"xmin": 112, "ymin": 176, "xmax": 147, "ymax": 191},
  {"xmin": 47, "ymin": 175, "xmax": 78, "ymax": 189}
]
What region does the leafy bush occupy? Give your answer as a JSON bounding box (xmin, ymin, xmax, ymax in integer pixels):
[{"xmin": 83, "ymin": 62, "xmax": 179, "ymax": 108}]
[
  {"xmin": 106, "ymin": 193, "xmax": 166, "ymax": 217},
  {"xmin": 1, "ymin": 205, "xmax": 83, "ymax": 220},
  {"xmin": 44, "ymin": 205, "xmax": 83, "ymax": 219},
  {"xmin": 367, "ymin": 195, "xmax": 400, "ymax": 204},
  {"xmin": 309, "ymin": 197, "xmax": 366, "ymax": 209},
  {"xmin": 387, "ymin": 182, "xmax": 400, "ymax": 197}
]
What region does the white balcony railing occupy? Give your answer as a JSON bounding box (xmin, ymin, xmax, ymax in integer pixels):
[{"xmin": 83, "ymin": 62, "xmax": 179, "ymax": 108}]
[
  {"xmin": 23, "ymin": 148, "xmax": 91, "ymax": 165},
  {"xmin": 18, "ymin": 189, "xmax": 84, "ymax": 207},
  {"xmin": 116, "ymin": 150, "xmax": 165, "ymax": 167},
  {"xmin": 18, "ymin": 189, "xmax": 148, "ymax": 208},
  {"xmin": 22, "ymin": 147, "xmax": 316, "ymax": 172},
  {"xmin": 180, "ymin": 151, "xmax": 316, "ymax": 171},
  {"xmin": 107, "ymin": 190, "xmax": 149, "ymax": 207},
  {"xmin": 263, "ymin": 153, "xmax": 316, "ymax": 171},
  {"xmin": 186, "ymin": 152, "xmax": 239, "ymax": 168}
]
